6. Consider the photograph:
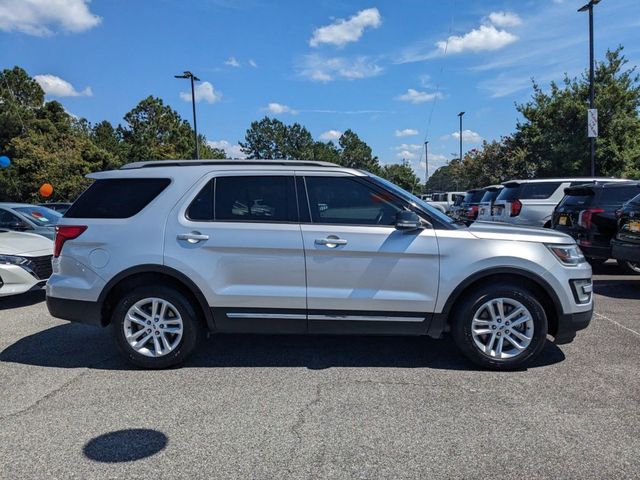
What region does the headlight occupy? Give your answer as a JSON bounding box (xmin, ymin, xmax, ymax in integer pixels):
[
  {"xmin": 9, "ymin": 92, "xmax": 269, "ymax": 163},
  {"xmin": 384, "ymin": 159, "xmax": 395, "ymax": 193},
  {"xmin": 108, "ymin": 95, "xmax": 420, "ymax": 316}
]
[
  {"xmin": 0, "ymin": 255, "xmax": 30, "ymax": 266},
  {"xmin": 546, "ymin": 244, "xmax": 586, "ymax": 266}
]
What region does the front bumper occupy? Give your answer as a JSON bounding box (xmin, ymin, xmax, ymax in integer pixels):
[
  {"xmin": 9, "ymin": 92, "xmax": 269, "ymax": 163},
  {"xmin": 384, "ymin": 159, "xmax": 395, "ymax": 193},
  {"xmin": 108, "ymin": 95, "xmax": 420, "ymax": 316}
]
[
  {"xmin": 0, "ymin": 264, "xmax": 47, "ymax": 298},
  {"xmin": 554, "ymin": 306, "xmax": 594, "ymax": 344}
]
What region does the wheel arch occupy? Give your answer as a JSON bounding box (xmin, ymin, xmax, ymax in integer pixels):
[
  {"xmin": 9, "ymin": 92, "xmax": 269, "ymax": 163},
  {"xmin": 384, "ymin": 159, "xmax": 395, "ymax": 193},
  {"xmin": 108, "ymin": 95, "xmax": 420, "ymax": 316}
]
[
  {"xmin": 98, "ymin": 264, "xmax": 215, "ymax": 330},
  {"xmin": 429, "ymin": 267, "xmax": 562, "ymax": 338}
]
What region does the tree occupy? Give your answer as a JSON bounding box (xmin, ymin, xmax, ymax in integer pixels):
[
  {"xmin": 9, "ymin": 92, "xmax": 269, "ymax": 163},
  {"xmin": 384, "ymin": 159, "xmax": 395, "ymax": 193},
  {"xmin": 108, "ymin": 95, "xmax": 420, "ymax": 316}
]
[
  {"xmin": 515, "ymin": 46, "xmax": 640, "ymax": 177},
  {"xmin": 338, "ymin": 129, "xmax": 381, "ymax": 173},
  {"xmin": 240, "ymin": 117, "xmax": 287, "ymax": 159},
  {"xmin": 0, "ymin": 66, "xmax": 44, "ymax": 151},
  {"xmin": 381, "ymin": 160, "xmax": 421, "ymax": 193}
]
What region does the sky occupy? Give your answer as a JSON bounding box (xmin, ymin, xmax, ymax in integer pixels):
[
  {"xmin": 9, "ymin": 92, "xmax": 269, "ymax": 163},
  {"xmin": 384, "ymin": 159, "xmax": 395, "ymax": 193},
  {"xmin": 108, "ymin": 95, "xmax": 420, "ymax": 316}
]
[{"xmin": 1, "ymin": 0, "xmax": 639, "ymax": 181}]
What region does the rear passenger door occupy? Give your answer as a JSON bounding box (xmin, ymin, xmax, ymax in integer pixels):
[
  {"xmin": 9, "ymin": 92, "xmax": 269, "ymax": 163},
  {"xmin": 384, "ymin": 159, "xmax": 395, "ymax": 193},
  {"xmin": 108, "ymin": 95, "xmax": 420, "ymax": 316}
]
[
  {"xmin": 164, "ymin": 171, "xmax": 307, "ymax": 333},
  {"xmin": 298, "ymin": 173, "xmax": 439, "ymax": 335}
]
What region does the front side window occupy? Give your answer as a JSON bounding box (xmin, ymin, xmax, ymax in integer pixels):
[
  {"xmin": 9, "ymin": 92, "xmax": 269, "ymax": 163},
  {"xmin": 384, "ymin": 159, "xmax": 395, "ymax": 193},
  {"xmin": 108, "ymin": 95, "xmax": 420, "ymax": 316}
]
[
  {"xmin": 0, "ymin": 209, "xmax": 24, "ymax": 228},
  {"xmin": 305, "ymin": 176, "xmax": 403, "ymax": 226},
  {"xmin": 215, "ymin": 176, "xmax": 297, "ymax": 222}
]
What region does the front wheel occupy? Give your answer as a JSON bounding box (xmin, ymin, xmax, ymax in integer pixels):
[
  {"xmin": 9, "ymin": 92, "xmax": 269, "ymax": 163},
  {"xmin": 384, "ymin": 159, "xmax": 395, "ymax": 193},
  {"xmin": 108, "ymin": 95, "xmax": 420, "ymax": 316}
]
[
  {"xmin": 111, "ymin": 285, "xmax": 201, "ymax": 369},
  {"xmin": 451, "ymin": 283, "xmax": 548, "ymax": 370}
]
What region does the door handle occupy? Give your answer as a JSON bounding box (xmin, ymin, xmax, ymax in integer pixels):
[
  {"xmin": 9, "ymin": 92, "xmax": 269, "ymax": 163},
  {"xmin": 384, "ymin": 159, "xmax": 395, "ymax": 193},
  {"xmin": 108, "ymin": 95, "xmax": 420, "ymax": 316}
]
[
  {"xmin": 177, "ymin": 232, "xmax": 209, "ymax": 244},
  {"xmin": 315, "ymin": 236, "xmax": 347, "ymax": 248}
]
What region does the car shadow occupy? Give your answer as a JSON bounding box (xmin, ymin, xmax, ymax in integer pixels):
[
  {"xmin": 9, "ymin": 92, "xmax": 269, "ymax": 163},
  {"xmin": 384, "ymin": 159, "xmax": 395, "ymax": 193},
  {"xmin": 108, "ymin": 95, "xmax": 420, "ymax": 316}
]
[
  {"xmin": 0, "ymin": 322, "xmax": 565, "ymax": 372},
  {"xmin": 593, "ymin": 278, "xmax": 640, "ymax": 300},
  {"xmin": 83, "ymin": 429, "xmax": 168, "ymax": 463},
  {"xmin": 0, "ymin": 290, "xmax": 45, "ymax": 310}
]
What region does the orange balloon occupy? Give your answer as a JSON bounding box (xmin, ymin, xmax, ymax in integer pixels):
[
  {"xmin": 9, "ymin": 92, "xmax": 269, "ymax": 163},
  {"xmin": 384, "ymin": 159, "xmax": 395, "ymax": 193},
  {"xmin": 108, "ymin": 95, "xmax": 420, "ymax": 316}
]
[{"xmin": 39, "ymin": 183, "xmax": 54, "ymax": 198}]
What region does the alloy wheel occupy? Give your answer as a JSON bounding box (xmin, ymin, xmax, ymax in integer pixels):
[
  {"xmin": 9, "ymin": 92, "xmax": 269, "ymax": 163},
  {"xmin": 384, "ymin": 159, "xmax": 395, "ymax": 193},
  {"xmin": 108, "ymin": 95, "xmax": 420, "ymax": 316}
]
[
  {"xmin": 471, "ymin": 297, "xmax": 534, "ymax": 359},
  {"xmin": 123, "ymin": 298, "xmax": 184, "ymax": 358}
]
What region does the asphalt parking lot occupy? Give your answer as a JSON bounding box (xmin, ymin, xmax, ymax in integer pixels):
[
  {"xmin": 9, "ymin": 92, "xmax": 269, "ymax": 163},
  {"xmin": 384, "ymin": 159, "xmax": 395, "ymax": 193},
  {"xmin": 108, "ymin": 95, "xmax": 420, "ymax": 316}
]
[{"xmin": 1, "ymin": 262, "xmax": 639, "ymax": 479}]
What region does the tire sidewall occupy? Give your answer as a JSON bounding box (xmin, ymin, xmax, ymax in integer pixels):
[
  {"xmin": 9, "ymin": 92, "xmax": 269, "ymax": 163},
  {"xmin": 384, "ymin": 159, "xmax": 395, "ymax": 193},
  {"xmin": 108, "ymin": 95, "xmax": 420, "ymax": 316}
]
[
  {"xmin": 452, "ymin": 284, "xmax": 548, "ymax": 370},
  {"xmin": 111, "ymin": 285, "xmax": 200, "ymax": 369}
]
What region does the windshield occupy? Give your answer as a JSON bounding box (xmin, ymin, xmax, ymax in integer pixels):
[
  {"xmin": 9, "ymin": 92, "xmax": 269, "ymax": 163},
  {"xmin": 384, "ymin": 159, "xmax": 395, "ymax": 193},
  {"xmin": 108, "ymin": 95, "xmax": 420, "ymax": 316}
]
[
  {"xmin": 369, "ymin": 175, "xmax": 455, "ymax": 225},
  {"xmin": 14, "ymin": 206, "xmax": 62, "ymax": 226}
]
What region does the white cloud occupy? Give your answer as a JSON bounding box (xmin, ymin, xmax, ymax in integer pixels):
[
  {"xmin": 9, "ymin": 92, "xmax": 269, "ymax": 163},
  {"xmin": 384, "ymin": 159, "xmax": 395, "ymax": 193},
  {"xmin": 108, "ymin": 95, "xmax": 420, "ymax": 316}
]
[
  {"xmin": 225, "ymin": 56, "xmax": 240, "ymax": 67},
  {"xmin": 448, "ymin": 130, "xmax": 483, "ymax": 143},
  {"xmin": 248, "ymin": 59, "xmax": 257, "ymax": 68},
  {"xmin": 319, "ymin": 130, "xmax": 342, "ymax": 141},
  {"xmin": 207, "ymin": 140, "xmax": 246, "ymax": 159},
  {"xmin": 310, "ymin": 7, "xmax": 381, "ymax": 48},
  {"xmin": 487, "ymin": 11, "xmax": 522, "ymax": 28},
  {"xmin": 437, "ymin": 25, "xmax": 518, "ymax": 54},
  {"xmin": 395, "ymin": 128, "xmax": 419, "ymax": 137},
  {"xmin": 179, "ymin": 81, "xmax": 222, "ymax": 104},
  {"xmin": 265, "ymin": 102, "xmax": 297, "ymax": 115},
  {"xmin": 34, "ymin": 74, "xmax": 92, "ymax": 97},
  {"xmin": 0, "ymin": 0, "xmax": 101, "ymax": 36},
  {"xmin": 297, "ymin": 54, "xmax": 383, "ymax": 82},
  {"xmin": 396, "ymin": 88, "xmax": 443, "ymax": 104},
  {"xmin": 394, "ymin": 143, "xmax": 422, "ymax": 159}
]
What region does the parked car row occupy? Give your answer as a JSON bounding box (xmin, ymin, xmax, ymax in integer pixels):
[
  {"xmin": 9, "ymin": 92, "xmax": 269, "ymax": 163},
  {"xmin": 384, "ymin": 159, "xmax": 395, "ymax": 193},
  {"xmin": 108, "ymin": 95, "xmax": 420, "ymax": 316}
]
[{"xmin": 445, "ymin": 177, "xmax": 640, "ymax": 272}]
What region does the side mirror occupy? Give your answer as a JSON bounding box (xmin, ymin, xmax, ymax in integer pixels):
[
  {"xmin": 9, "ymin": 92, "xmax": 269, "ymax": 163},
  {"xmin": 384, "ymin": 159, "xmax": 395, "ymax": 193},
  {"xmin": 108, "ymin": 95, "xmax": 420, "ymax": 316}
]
[{"xmin": 395, "ymin": 211, "xmax": 423, "ymax": 230}]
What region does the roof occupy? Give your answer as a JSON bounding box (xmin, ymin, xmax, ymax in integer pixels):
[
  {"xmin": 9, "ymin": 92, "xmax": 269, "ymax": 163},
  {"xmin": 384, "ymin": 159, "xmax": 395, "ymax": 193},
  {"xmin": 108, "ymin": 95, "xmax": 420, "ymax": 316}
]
[
  {"xmin": 120, "ymin": 159, "xmax": 339, "ymax": 170},
  {"xmin": 502, "ymin": 177, "xmax": 629, "ymax": 185},
  {"xmin": 566, "ymin": 180, "xmax": 640, "ymax": 191}
]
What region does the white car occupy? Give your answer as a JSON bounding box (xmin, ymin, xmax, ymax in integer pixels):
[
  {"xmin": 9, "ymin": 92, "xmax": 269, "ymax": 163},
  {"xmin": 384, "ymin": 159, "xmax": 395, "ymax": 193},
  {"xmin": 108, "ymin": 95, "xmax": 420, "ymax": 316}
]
[{"xmin": 0, "ymin": 229, "xmax": 53, "ymax": 297}]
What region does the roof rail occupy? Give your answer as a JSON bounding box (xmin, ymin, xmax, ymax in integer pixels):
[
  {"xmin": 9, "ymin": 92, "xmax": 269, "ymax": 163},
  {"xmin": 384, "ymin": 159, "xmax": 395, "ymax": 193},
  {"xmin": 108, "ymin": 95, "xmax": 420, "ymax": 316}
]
[{"xmin": 120, "ymin": 159, "xmax": 339, "ymax": 170}]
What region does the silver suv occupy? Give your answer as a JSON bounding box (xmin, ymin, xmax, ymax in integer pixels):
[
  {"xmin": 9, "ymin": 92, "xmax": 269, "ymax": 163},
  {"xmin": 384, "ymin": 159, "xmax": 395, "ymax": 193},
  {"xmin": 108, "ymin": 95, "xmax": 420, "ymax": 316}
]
[
  {"xmin": 46, "ymin": 160, "xmax": 593, "ymax": 370},
  {"xmin": 492, "ymin": 178, "xmax": 627, "ymax": 228}
]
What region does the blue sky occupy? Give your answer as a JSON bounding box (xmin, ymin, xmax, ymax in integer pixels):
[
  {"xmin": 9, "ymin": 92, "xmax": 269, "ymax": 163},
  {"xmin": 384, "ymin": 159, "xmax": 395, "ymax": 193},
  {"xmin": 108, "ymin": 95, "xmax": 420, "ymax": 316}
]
[{"xmin": 1, "ymin": 0, "xmax": 639, "ymax": 180}]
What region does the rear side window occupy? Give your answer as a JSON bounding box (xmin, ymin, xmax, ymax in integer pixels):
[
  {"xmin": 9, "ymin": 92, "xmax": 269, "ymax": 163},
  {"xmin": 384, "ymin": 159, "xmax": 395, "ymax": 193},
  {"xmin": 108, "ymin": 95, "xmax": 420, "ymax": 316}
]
[
  {"xmin": 480, "ymin": 190, "xmax": 500, "ymax": 203},
  {"xmin": 65, "ymin": 178, "xmax": 170, "ymax": 219},
  {"xmin": 496, "ymin": 185, "xmax": 521, "ymax": 202},
  {"xmin": 601, "ymin": 186, "xmax": 640, "ymax": 204},
  {"xmin": 496, "ymin": 182, "xmax": 561, "ymax": 201},
  {"xmin": 215, "ymin": 176, "xmax": 297, "ymax": 222},
  {"xmin": 464, "ymin": 191, "xmax": 484, "ymax": 203}
]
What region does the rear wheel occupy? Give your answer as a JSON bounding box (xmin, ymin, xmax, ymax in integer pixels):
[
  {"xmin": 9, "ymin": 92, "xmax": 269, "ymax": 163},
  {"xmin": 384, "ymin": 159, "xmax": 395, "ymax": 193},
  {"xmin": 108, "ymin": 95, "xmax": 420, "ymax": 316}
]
[
  {"xmin": 617, "ymin": 259, "xmax": 640, "ymax": 275},
  {"xmin": 451, "ymin": 283, "xmax": 548, "ymax": 370},
  {"xmin": 111, "ymin": 285, "xmax": 201, "ymax": 369}
]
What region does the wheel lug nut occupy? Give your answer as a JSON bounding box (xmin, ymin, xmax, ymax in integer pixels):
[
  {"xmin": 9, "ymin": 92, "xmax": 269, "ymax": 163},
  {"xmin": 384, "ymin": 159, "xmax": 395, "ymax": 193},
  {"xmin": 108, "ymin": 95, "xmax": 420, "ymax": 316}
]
[
  {"xmin": 506, "ymin": 330, "xmax": 510, "ymax": 334},
  {"xmin": 146, "ymin": 329, "xmax": 151, "ymax": 333},
  {"xmin": 155, "ymin": 331, "xmax": 160, "ymax": 335},
  {"xmin": 146, "ymin": 321, "xmax": 151, "ymax": 325},
  {"xmin": 505, "ymin": 322, "xmax": 510, "ymax": 326},
  {"xmin": 160, "ymin": 324, "xmax": 164, "ymax": 328},
  {"xmin": 497, "ymin": 332, "xmax": 501, "ymax": 336},
  {"xmin": 491, "ymin": 325, "xmax": 497, "ymax": 330}
]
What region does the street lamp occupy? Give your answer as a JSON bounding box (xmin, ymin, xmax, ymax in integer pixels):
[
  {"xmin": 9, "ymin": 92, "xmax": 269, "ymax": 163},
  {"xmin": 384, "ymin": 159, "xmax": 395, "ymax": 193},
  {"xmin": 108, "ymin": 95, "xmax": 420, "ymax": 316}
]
[
  {"xmin": 175, "ymin": 71, "xmax": 201, "ymax": 160},
  {"xmin": 457, "ymin": 111, "xmax": 465, "ymax": 162},
  {"xmin": 578, "ymin": 0, "xmax": 601, "ymax": 176},
  {"xmin": 424, "ymin": 141, "xmax": 429, "ymax": 189}
]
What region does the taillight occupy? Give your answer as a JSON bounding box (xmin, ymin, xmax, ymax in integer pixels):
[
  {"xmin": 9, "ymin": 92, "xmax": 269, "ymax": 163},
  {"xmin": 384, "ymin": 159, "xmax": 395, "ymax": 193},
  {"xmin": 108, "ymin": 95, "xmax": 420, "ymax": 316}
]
[
  {"xmin": 578, "ymin": 208, "xmax": 604, "ymax": 230},
  {"xmin": 54, "ymin": 225, "xmax": 87, "ymax": 257},
  {"xmin": 466, "ymin": 205, "xmax": 479, "ymax": 219},
  {"xmin": 510, "ymin": 199, "xmax": 522, "ymax": 217}
]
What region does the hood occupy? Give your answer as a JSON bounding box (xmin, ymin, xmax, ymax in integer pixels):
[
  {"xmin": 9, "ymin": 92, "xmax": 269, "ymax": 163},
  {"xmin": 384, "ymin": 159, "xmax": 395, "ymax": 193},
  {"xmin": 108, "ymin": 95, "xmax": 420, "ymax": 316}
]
[
  {"xmin": 0, "ymin": 230, "xmax": 54, "ymax": 255},
  {"xmin": 468, "ymin": 221, "xmax": 574, "ymax": 244}
]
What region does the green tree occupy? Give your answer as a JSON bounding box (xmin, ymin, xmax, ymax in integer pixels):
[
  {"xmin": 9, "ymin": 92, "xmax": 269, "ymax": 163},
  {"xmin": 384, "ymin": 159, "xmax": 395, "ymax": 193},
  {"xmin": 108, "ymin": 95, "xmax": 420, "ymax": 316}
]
[
  {"xmin": 381, "ymin": 160, "xmax": 421, "ymax": 193},
  {"xmin": 0, "ymin": 66, "xmax": 44, "ymax": 150},
  {"xmin": 239, "ymin": 117, "xmax": 287, "ymax": 159},
  {"xmin": 338, "ymin": 129, "xmax": 382, "ymax": 173},
  {"xmin": 515, "ymin": 46, "xmax": 640, "ymax": 177}
]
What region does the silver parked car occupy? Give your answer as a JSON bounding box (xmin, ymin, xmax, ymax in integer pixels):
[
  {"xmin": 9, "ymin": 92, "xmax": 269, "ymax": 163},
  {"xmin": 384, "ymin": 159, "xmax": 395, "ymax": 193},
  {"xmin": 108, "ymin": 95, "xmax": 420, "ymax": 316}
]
[
  {"xmin": 47, "ymin": 160, "xmax": 593, "ymax": 370},
  {"xmin": 476, "ymin": 185, "xmax": 504, "ymax": 222},
  {"xmin": 491, "ymin": 178, "xmax": 628, "ymax": 228},
  {"xmin": 0, "ymin": 203, "xmax": 62, "ymax": 240}
]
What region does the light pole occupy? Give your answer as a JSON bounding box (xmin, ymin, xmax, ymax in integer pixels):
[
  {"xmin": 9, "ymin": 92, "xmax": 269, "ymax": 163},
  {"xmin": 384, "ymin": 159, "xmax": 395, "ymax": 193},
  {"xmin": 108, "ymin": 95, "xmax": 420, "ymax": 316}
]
[
  {"xmin": 578, "ymin": 0, "xmax": 601, "ymax": 176},
  {"xmin": 424, "ymin": 141, "xmax": 429, "ymax": 189},
  {"xmin": 175, "ymin": 71, "xmax": 201, "ymax": 159},
  {"xmin": 457, "ymin": 111, "xmax": 465, "ymax": 162}
]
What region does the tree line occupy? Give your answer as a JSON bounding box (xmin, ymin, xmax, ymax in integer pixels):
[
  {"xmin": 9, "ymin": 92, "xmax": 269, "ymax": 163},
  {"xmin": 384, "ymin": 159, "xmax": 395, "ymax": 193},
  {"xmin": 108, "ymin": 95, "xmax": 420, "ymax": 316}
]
[{"xmin": 426, "ymin": 47, "xmax": 640, "ymax": 192}]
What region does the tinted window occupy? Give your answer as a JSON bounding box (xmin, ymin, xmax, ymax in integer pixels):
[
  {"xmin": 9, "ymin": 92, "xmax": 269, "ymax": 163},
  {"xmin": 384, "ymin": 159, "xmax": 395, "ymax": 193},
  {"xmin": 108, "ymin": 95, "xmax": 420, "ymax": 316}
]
[
  {"xmin": 601, "ymin": 186, "xmax": 640, "ymax": 204},
  {"xmin": 480, "ymin": 190, "xmax": 500, "ymax": 203},
  {"xmin": 559, "ymin": 194, "xmax": 593, "ymax": 207},
  {"xmin": 305, "ymin": 176, "xmax": 403, "ymax": 225},
  {"xmin": 0, "ymin": 209, "xmax": 23, "ymax": 228},
  {"xmin": 65, "ymin": 178, "xmax": 170, "ymax": 219},
  {"xmin": 463, "ymin": 191, "xmax": 484, "ymax": 203},
  {"xmin": 520, "ymin": 182, "xmax": 561, "ymax": 199},
  {"xmin": 215, "ymin": 176, "xmax": 296, "ymax": 222},
  {"xmin": 187, "ymin": 180, "xmax": 214, "ymax": 220},
  {"xmin": 496, "ymin": 185, "xmax": 521, "ymax": 202},
  {"xmin": 14, "ymin": 206, "xmax": 61, "ymax": 225}
]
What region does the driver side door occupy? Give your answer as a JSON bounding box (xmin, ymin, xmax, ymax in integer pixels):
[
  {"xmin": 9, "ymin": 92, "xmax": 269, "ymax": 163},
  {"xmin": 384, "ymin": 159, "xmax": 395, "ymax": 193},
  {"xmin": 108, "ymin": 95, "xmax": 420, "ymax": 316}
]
[{"xmin": 298, "ymin": 173, "xmax": 440, "ymax": 334}]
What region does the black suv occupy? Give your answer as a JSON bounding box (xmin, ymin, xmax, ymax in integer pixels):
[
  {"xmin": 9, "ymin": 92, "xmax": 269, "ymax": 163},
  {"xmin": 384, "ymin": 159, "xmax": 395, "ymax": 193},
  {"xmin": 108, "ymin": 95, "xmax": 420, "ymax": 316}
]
[
  {"xmin": 551, "ymin": 181, "xmax": 640, "ymax": 267},
  {"xmin": 611, "ymin": 193, "xmax": 640, "ymax": 274},
  {"xmin": 457, "ymin": 189, "xmax": 485, "ymax": 224}
]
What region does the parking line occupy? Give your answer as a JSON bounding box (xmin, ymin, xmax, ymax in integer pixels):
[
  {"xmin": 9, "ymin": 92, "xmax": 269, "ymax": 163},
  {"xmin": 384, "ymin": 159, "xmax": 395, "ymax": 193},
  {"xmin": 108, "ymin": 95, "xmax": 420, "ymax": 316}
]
[{"xmin": 594, "ymin": 311, "xmax": 640, "ymax": 337}]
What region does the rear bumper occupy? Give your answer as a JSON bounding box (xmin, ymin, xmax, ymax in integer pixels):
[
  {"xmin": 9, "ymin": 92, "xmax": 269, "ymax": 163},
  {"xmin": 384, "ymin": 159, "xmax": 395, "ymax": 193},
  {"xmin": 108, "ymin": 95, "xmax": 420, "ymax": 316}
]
[
  {"xmin": 611, "ymin": 240, "xmax": 640, "ymax": 263},
  {"xmin": 46, "ymin": 295, "xmax": 104, "ymax": 327},
  {"xmin": 578, "ymin": 243, "xmax": 611, "ymax": 259},
  {"xmin": 554, "ymin": 307, "xmax": 593, "ymax": 345}
]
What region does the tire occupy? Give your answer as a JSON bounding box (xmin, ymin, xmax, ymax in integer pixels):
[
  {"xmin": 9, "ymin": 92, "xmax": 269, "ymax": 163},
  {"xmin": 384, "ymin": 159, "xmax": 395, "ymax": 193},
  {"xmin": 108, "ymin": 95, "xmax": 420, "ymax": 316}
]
[
  {"xmin": 451, "ymin": 283, "xmax": 548, "ymax": 370},
  {"xmin": 617, "ymin": 259, "xmax": 640, "ymax": 275},
  {"xmin": 111, "ymin": 285, "xmax": 201, "ymax": 369}
]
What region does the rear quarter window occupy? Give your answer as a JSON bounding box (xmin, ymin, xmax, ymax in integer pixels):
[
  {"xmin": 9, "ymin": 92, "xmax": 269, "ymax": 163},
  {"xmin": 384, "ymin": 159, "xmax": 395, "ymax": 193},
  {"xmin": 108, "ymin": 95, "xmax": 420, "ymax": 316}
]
[
  {"xmin": 601, "ymin": 186, "xmax": 640, "ymax": 204},
  {"xmin": 65, "ymin": 178, "xmax": 170, "ymax": 219},
  {"xmin": 519, "ymin": 182, "xmax": 562, "ymax": 199}
]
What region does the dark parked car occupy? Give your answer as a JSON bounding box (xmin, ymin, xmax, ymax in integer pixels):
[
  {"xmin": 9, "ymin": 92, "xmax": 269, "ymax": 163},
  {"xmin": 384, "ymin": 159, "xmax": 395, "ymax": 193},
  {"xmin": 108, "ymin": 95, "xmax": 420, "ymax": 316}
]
[
  {"xmin": 38, "ymin": 202, "xmax": 72, "ymax": 214},
  {"xmin": 457, "ymin": 189, "xmax": 485, "ymax": 224},
  {"xmin": 551, "ymin": 181, "xmax": 640, "ymax": 269},
  {"xmin": 611, "ymin": 193, "xmax": 640, "ymax": 274}
]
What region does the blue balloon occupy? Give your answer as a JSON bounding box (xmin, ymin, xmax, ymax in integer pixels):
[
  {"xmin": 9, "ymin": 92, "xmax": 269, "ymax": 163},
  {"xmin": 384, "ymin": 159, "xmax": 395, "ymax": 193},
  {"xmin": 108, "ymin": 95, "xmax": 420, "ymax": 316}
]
[{"xmin": 0, "ymin": 156, "xmax": 10, "ymax": 168}]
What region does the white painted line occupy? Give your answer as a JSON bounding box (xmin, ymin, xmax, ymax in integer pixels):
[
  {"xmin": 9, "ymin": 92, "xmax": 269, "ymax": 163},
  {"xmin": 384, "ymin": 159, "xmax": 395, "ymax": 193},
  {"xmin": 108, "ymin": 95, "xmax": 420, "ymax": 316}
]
[{"xmin": 594, "ymin": 312, "xmax": 640, "ymax": 337}]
